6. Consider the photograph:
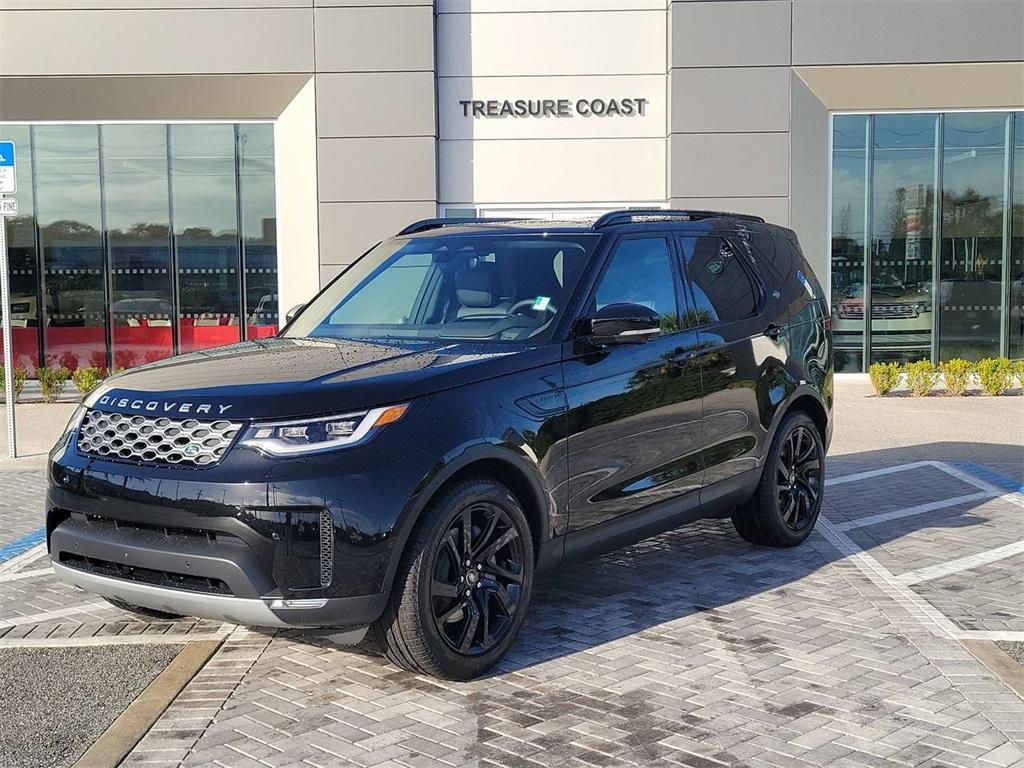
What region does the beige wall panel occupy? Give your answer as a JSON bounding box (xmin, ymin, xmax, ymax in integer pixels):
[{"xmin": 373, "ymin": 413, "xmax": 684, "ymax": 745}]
[
  {"xmin": 439, "ymin": 0, "xmax": 666, "ymax": 11},
  {"xmin": 671, "ymin": 1, "xmax": 790, "ymax": 67},
  {"xmin": 669, "ymin": 196, "xmax": 790, "ymax": 226},
  {"xmin": 318, "ymin": 137, "xmax": 437, "ymax": 202},
  {"xmin": 0, "ymin": 75, "xmax": 309, "ymax": 121},
  {"xmin": 0, "ymin": 9, "xmax": 313, "ymax": 75},
  {"xmin": 314, "ymin": 5, "xmax": 434, "ymax": 73},
  {"xmin": 793, "ymin": 0, "xmax": 1024, "ymax": 66},
  {"xmin": 318, "ymin": 0, "xmax": 430, "ymax": 5},
  {"xmin": 440, "ymin": 138, "xmax": 666, "ymax": 204},
  {"xmin": 274, "ymin": 79, "xmax": 322, "ymax": 314},
  {"xmin": 319, "ymin": 201, "xmax": 437, "ymax": 268},
  {"xmin": 437, "ymin": 10, "xmax": 667, "ymax": 77},
  {"xmin": 789, "ymin": 73, "xmax": 829, "ymax": 285},
  {"xmin": 439, "ymin": 76, "xmax": 666, "ymax": 139},
  {"xmin": 317, "ymin": 72, "xmax": 436, "ymax": 138},
  {"xmin": 671, "ymin": 67, "xmax": 789, "ymax": 133},
  {"xmin": 794, "ymin": 63, "xmax": 1024, "ymax": 112},
  {"xmin": 0, "ymin": 0, "xmax": 307, "ymax": 7},
  {"xmin": 670, "ymin": 132, "xmax": 789, "ymax": 198}
]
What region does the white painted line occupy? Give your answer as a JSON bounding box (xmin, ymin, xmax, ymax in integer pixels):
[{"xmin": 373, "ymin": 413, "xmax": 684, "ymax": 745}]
[
  {"xmin": 817, "ymin": 515, "xmax": 963, "ymax": 640},
  {"xmin": 0, "ymin": 567, "xmax": 52, "ymax": 583},
  {"xmin": 833, "ymin": 491, "xmax": 998, "ymax": 531},
  {"xmin": 0, "ymin": 600, "xmax": 110, "ymax": 627},
  {"xmin": 0, "ymin": 627, "xmax": 232, "ymax": 648},
  {"xmin": 899, "ymin": 541, "xmax": 1024, "ymax": 585},
  {"xmin": 0, "ymin": 543, "xmax": 47, "ymax": 575},
  {"xmin": 827, "ymin": 461, "xmax": 935, "ymax": 487}
]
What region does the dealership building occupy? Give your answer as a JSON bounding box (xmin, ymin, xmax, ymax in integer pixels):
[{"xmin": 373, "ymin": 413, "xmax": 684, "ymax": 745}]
[{"xmin": 0, "ymin": 0, "xmax": 1022, "ymax": 374}]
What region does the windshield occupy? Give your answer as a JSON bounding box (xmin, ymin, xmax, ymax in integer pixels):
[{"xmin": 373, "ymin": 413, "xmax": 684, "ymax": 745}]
[{"xmin": 284, "ymin": 232, "xmax": 598, "ymax": 343}]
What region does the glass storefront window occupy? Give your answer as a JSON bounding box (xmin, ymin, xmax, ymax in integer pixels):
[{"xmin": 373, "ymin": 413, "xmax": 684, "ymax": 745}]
[
  {"xmin": 830, "ymin": 114, "xmax": 869, "ymax": 372},
  {"xmin": 1010, "ymin": 113, "xmax": 1024, "ymax": 361},
  {"xmin": 34, "ymin": 125, "xmax": 108, "ymax": 373},
  {"xmin": 0, "ymin": 122, "xmax": 277, "ymax": 376},
  {"xmin": 238, "ymin": 124, "xmax": 279, "ymax": 340},
  {"xmin": 938, "ymin": 112, "xmax": 1009, "ymax": 361},
  {"xmin": 831, "ymin": 110, "xmax": 1022, "ymax": 370},
  {"xmin": 170, "ymin": 124, "xmax": 242, "ymax": 354},
  {"xmin": 869, "ymin": 113, "xmax": 937, "ymax": 365},
  {"xmin": 103, "ymin": 124, "xmax": 175, "ymax": 369}
]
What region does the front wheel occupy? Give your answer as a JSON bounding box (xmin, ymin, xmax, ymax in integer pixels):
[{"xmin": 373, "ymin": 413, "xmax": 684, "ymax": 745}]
[
  {"xmin": 371, "ymin": 477, "xmax": 534, "ymax": 679},
  {"xmin": 732, "ymin": 412, "xmax": 825, "ymax": 547}
]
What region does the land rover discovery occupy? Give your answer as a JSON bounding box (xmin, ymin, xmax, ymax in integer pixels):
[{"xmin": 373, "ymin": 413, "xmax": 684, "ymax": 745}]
[{"xmin": 46, "ymin": 210, "xmax": 832, "ymax": 679}]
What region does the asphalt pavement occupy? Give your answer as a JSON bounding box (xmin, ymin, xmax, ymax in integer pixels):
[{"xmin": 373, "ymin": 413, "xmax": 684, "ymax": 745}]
[{"xmin": 0, "ymin": 644, "xmax": 182, "ymax": 768}]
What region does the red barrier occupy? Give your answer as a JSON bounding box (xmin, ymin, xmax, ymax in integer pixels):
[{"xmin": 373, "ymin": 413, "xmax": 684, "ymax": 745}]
[{"xmin": 0, "ymin": 323, "xmax": 278, "ymax": 375}]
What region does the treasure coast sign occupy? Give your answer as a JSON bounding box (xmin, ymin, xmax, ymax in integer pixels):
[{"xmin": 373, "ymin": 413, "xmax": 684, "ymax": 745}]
[{"xmin": 459, "ymin": 97, "xmax": 649, "ymax": 119}]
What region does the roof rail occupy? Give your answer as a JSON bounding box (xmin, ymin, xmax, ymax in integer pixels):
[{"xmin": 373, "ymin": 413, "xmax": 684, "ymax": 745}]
[
  {"xmin": 397, "ymin": 217, "xmax": 530, "ymax": 236},
  {"xmin": 592, "ymin": 208, "xmax": 765, "ymax": 229}
]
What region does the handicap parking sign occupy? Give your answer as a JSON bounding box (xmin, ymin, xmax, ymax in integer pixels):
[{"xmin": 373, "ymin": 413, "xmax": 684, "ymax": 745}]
[{"xmin": 0, "ymin": 141, "xmax": 16, "ymax": 195}]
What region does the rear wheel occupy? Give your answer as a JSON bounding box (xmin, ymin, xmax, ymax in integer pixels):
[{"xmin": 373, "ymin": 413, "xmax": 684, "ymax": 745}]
[
  {"xmin": 103, "ymin": 596, "xmax": 184, "ymax": 621},
  {"xmin": 371, "ymin": 477, "xmax": 534, "ymax": 679},
  {"xmin": 732, "ymin": 411, "xmax": 824, "ymax": 547}
]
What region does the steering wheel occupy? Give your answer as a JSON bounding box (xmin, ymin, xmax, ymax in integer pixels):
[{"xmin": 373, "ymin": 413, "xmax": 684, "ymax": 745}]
[{"xmin": 509, "ymin": 299, "xmax": 558, "ymax": 317}]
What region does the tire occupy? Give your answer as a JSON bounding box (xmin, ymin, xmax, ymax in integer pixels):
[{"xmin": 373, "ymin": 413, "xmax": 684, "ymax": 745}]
[
  {"xmin": 371, "ymin": 477, "xmax": 534, "ymax": 680},
  {"xmin": 732, "ymin": 411, "xmax": 825, "ymax": 548},
  {"xmin": 103, "ymin": 596, "xmax": 184, "ymax": 621}
]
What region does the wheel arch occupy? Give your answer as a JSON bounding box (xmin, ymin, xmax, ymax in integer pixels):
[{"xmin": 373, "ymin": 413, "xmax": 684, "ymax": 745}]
[
  {"xmin": 785, "ymin": 393, "xmax": 829, "ymax": 447},
  {"xmin": 382, "ymin": 444, "xmax": 557, "ymax": 595}
]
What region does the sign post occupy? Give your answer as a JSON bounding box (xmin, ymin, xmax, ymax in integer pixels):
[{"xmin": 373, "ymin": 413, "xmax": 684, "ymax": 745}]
[{"xmin": 0, "ymin": 140, "xmax": 18, "ymax": 460}]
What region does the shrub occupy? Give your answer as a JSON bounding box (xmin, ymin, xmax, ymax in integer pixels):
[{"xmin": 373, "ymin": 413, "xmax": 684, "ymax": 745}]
[
  {"xmin": 1014, "ymin": 359, "xmax": 1024, "ymax": 388},
  {"xmin": 71, "ymin": 366, "xmax": 103, "ymax": 396},
  {"xmin": 904, "ymin": 360, "xmax": 939, "ymax": 397},
  {"xmin": 976, "ymin": 357, "xmax": 1014, "ymax": 396},
  {"xmin": 37, "ymin": 366, "xmax": 70, "ymax": 403},
  {"xmin": 940, "ymin": 358, "xmax": 974, "ymax": 396},
  {"xmin": 868, "ymin": 361, "xmax": 902, "ymax": 396},
  {"xmin": 0, "ymin": 366, "xmax": 28, "ymax": 402}
]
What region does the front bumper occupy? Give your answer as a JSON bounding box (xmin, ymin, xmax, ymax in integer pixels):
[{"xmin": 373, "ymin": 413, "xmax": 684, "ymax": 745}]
[
  {"xmin": 52, "ymin": 561, "xmax": 383, "ymax": 633},
  {"xmin": 46, "ymin": 424, "xmax": 438, "ymax": 629}
]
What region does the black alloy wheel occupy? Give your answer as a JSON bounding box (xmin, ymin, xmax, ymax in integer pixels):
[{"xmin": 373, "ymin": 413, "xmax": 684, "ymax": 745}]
[
  {"xmin": 775, "ymin": 425, "xmax": 822, "ymax": 532},
  {"xmin": 371, "ymin": 477, "xmax": 534, "ymax": 679},
  {"xmin": 732, "ymin": 411, "xmax": 825, "ymax": 547},
  {"xmin": 430, "ymin": 503, "xmax": 525, "ymax": 656}
]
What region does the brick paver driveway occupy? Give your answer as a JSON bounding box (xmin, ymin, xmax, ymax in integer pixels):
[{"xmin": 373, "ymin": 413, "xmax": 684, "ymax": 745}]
[{"xmin": 2, "ymin": 450, "xmax": 1022, "ymax": 768}]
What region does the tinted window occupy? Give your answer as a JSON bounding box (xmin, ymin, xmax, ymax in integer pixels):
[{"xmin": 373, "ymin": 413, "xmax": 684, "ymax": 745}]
[
  {"xmin": 286, "ymin": 234, "xmax": 597, "ymax": 343},
  {"xmin": 593, "ymin": 237, "xmax": 678, "ymax": 327},
  {"xmin": 680, "ymin": 236, "xmax": 757, "ymax": 325}
]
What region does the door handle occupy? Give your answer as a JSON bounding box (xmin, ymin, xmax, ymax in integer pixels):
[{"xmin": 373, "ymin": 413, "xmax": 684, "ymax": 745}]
[{"xmin": 764, "ymin": 323, "xmax": 786, "ymax": 339}]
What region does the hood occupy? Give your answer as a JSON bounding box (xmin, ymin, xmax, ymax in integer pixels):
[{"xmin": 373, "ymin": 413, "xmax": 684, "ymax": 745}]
[{"xmin": 86, "ymin": 337, "xmax": 556, "ymax": 420}]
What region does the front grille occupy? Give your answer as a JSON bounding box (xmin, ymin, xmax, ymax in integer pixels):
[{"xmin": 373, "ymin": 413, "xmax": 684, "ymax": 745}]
[
  {"xmin": 59, "ymin": 551, "xmax": 233, "ymax": 595},
  {"xmin": 82, "ymin": 512, "xmax": 218, "ymax": 543},
  {"xmin": 76, "ymin": 409, "xmax": 242, "ymax": 467}
]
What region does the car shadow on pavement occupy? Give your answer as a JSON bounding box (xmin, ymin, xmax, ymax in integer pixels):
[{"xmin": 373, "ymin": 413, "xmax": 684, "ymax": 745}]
[
  {"xmin": 485, "ymin": 441, "xmax": 1021, "ymax": 676},
  {"xmin": 280, "ymin": 441, "xmax": 1020, "ymax": 677}
]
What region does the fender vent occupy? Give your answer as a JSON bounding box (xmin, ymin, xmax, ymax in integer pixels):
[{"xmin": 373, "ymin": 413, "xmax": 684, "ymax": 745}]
[{"xmin": 320, "ymin": 510, "xmax": 334, "ymax": 588}]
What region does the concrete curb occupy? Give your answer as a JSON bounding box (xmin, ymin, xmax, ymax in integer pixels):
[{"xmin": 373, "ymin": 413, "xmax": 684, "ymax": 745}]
[
  {"xmin": 72, "ymin": 639, "xmax": 221, "ymax": 768},
  {"xmin": 962, "ymin": 639, "xmax": 1024, "ymax": 700}
]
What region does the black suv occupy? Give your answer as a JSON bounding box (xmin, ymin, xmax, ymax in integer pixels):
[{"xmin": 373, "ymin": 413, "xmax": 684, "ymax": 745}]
[{"xmin": 46, "ymin": 210, "xmax": 832, "ymax": 679}]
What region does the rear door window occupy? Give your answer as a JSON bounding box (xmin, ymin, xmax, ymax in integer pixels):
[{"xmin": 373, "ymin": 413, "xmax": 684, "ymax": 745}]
[{"xmin": 678, "ymin": 235, "xmax": 759, "ymax": 326}]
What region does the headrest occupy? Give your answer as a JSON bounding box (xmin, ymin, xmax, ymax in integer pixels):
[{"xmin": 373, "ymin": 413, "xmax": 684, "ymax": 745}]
[{"xmin": 455, "ymin": 262, "xmax": 500, "ymax": 308}]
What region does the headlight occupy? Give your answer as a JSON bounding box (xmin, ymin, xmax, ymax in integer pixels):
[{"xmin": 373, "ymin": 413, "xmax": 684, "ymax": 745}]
[{"xmin": 239, "ymin": 404, "xmax": 408, "ymax": 457}]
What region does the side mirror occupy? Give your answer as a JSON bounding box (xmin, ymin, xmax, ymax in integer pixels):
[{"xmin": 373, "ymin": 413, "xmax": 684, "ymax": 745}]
[
  {"xmin": 585, "ymin": 303, "xmax": 662, "ymax": 345},
  {"xmin": 285, "ymin": 303, "xmax": 305, "ymax": 324}
]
